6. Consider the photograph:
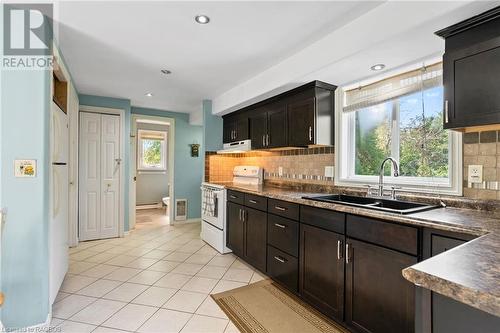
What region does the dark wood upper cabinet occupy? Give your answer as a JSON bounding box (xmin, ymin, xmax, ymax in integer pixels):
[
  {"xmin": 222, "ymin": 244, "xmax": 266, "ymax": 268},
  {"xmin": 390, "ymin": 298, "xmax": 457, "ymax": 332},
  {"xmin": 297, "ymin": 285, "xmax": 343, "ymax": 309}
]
[
  {"xmin": 436, "ymin": 6, "xmax": 500, "ymax": 129},
  {"xmin": 267, "ymin": 103, "xmax": 287, "ymax": 148},
  {"xmin": 299, "ymin": 224, "xmax": 344, "ymax": 321},
  {"xmin": 249, "ymin": 109, "xmax": 268, "ymax": 149},
  {"xmin": 222, "ymin": 81, "xmax": 336, "ymax": 148},
  {"xmin": 287, "ymin": 96, "xmax": 315, "ymax": 146},
  {"xmin": 345, "ymin": 238, "xmax": 416, "ymax": 333},
  {"xmin": 223, "ymin": 115, "xmax": 249, "ymax": 143}
]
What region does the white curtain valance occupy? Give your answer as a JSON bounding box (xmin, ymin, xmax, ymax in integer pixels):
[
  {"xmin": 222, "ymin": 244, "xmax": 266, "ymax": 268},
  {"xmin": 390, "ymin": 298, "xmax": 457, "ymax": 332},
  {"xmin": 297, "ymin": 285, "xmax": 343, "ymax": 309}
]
[
  {"xmin": 343, "ymin": 62, "xmax": 443, "ymax": 112},
  {"xmin": 138, "ymin": 130, "xmax": 166, "ymax": 140}
]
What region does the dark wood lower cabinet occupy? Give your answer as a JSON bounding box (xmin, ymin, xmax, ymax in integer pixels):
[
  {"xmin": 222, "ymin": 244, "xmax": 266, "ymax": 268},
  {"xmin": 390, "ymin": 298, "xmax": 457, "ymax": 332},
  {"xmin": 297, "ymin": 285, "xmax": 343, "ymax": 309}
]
[
  {"xmin": 345, "ymin": 238, "xmax": 417, "ymax": 333},
  {"xmin": 299, "ymin": 224, "xmax": 344, "ymax": 321},
  {"xmin": 267, "ymin": 245, "xmax": 298, "ymax": 292},
  {"xmin": 227, "ymin": 202, "xmax": 245, "ymax": 257},
  {"xmin": 244, "ymin": 207, "xmax": 267, "ymax": 272}
]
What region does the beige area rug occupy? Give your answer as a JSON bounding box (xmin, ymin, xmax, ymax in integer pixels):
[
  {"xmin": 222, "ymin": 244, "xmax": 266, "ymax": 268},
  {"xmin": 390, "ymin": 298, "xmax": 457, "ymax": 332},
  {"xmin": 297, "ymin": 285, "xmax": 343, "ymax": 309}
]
[{"xmin": 211, "ymin": 279, "xmax": 349, "ymax": 333}]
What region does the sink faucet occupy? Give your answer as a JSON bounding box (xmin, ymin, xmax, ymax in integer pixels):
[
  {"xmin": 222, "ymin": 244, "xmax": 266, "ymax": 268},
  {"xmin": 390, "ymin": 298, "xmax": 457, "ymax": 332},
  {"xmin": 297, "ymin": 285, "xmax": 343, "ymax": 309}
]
[{"xmin": 378, "ymin": 157, "xmax": 399, "ymax": 197}]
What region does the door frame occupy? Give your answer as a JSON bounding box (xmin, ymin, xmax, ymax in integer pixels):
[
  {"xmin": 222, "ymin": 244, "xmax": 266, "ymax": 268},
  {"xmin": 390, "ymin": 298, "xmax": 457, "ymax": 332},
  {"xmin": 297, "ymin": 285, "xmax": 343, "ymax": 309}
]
[
  {"xmin": 130, "ymin": 114, "xmax": 175, "ymax": 228},
  {"xmin": 77, "ymin": 105, "xmax": 126, "ymax": 242}
]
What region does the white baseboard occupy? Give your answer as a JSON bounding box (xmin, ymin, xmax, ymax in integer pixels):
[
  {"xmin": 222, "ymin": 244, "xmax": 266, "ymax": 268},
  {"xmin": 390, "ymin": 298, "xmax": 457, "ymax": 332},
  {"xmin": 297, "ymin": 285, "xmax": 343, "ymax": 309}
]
[
  {"xmin": 172, "ymin": 218, "xmax": 201, "ymax": 225},
  {"xmin": 136, "ymin": 203, "xmax": 162, "ymax": 210}
]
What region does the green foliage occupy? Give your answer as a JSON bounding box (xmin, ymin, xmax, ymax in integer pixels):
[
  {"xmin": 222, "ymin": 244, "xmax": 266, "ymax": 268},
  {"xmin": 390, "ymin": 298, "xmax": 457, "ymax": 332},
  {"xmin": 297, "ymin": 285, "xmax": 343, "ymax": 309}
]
[
  {"xmin": 143, "ymin": 139, "xmax": 162, "ymax": 166},
  {"xmin": 354, "ymin": 89, "xmax": 449, "ymax": 179}
]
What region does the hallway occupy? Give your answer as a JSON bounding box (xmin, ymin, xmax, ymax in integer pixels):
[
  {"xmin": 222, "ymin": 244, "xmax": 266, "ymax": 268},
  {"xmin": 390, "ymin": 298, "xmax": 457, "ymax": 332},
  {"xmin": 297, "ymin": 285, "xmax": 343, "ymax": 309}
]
[{"xmin": 52, "ymin": 209, "xmax": 265, "ymax": 332}]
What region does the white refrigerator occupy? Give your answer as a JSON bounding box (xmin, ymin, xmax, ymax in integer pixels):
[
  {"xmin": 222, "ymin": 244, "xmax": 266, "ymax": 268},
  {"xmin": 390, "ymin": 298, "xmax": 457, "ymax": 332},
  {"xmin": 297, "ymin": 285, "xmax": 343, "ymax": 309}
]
[{"xmin": 49, "ymin": 102, "xmax": 69, "ymax": 305}]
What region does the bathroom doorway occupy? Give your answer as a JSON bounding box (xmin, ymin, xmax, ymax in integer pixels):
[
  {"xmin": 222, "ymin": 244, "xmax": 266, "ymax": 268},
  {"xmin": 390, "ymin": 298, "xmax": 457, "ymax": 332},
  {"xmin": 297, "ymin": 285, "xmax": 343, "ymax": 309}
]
[{"xmin": 130, "ymin": 115, "xmax": 175, "ymax": 229}]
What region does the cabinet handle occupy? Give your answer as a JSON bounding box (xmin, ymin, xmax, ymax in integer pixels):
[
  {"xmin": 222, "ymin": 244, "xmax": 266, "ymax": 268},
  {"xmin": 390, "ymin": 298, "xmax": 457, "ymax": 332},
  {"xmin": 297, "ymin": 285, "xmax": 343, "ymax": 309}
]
[
  {"xmin": 345, "ymin": 243, "xmax": 350, "ymax": 264},
  {"xmin": 239, "ymin": 208, "xmax": 242, "ymax": 221},
  {"xmin": 274, "ymin": 256, "xmax": 286, "ymax": 263},
  {"xmin": 230, "ymin": 195, "xmax": 237, "ymax": 199},
  {"xmin": 274, "ymin": 223, "xmax": 286, "ymax": 229},
  {"xmin": 308, "ymin": 126, "xmax": 312, "ymax": 141},
  {"xmin": 337, "ymin": 240, "xmax": 342, "ymax": 260},
  {"xmin": 262, "ymin": 135, "xmax": 265, "ymax": 147},
  {"xmin": 444, "ymin": 100, "xmax": 449, "ymax": 123},
  {"xmin": 274, "ymin": 206, "xmax": 286, "ymax": 211},
  {"xmin": 249, "ymin": 199, "xmax": 257, "ymax": 204},
  {"xmin": 266, "ymin": 134, "xmax": 269, "ymax": 147}
]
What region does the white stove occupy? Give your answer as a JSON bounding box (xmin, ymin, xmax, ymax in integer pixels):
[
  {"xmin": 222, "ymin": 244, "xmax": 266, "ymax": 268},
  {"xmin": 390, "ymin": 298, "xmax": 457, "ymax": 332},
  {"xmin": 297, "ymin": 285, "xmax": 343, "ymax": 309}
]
[{"xmin": 200, "ymin": 166, "xmax": 263, "ymax": 254}]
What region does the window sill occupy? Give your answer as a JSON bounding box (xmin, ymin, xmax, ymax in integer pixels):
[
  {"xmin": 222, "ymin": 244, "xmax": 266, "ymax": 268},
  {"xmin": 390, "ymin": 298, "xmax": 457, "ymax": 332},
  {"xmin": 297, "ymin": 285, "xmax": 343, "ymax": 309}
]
[{"xmin": 138, "ymin": 170, "xmax": 167, "ymax": 175}]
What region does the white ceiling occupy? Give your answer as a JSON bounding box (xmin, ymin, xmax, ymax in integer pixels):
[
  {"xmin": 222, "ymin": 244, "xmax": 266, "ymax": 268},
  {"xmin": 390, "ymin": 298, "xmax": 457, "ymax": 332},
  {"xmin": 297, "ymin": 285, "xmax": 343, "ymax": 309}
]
[
  {"xmin": 57, "ymin": 1, "xmax": 500, "ymax": 123},
  {"xmin": 56, "ymin": 1, "xmax": 383, "ymax": 118}
]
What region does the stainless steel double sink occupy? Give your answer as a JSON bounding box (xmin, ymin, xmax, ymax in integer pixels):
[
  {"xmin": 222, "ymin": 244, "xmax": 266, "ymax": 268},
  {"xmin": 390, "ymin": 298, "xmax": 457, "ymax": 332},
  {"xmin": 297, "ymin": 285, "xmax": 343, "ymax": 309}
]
[{"xmin": 302, "ymin": 194, "xmax": 438, "ymax": 214}]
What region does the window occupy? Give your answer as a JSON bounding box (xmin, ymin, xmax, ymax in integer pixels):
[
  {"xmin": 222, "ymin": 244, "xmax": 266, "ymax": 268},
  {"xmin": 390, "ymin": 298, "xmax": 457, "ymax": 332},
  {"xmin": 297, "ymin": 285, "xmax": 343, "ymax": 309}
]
[
  {"xmin": 137, "ymin": 129, "xmax": 167, "ymax": 171},
  {"xmin": 336, "ymin": 62, "xmax": 462, "ymax": 195}
]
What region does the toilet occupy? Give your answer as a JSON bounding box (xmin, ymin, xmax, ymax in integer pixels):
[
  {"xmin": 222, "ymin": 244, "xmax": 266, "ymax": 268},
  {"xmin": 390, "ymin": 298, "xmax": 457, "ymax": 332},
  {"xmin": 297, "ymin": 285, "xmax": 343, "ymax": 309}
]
[{"xmin": 162, "ymin": 197, "xmax": 169, "ymax": 215}]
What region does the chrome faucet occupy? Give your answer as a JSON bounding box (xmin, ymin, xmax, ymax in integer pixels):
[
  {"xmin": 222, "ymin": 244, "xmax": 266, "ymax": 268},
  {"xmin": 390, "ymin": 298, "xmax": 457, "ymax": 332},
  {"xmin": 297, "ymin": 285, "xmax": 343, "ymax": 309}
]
[{"xmin": 378, "ymin": 157, "xmax": 399, "ymax": 197}]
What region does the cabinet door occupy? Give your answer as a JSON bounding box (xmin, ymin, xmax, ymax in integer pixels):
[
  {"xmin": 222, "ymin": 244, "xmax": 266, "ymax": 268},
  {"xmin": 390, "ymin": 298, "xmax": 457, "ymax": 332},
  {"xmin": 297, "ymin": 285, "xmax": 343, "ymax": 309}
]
[
  {"xmin": 299, "ymin": 224, "xmax": 344, "ymax": 321},
  {"xmin": 287, "ymin": 97, "xmax": 315, "ymax": 146},
  {"xmin": 267, "ymin": 103, "xmax": 287, "ymax": 148},
  {"xmin": 430, "ymin": 235, "xmax": 500, "ymax": 333},
  {"xmin": 345, "ymin": 238, "xmax": 416, "ymax": 333},
  {"xmin": 443, "ymin": 40, "xmax": 500, "ymax": 128},
  {"xmin": 249, "ymin": 110, "xmax": 268, "ymax": 150},
  {"xmin": 227, "ymin": 202, "xmax": 245, "ymax": 257},
  {"xmin": 223, "ymin": 118, "xmax": 235, "ymax": 143},
  {"xmin": 244, "ymin": 207, "xmax": 267, "ymax": 272},
  {"xmin": 235, "ymin": 117, "xmax": 249, "ymax": 141}
]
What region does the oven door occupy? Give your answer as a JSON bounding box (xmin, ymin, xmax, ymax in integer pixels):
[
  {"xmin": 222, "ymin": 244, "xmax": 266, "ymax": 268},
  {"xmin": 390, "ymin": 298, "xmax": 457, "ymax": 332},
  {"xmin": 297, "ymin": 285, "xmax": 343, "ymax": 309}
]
[{"xmin": 201, "ymin": 188, "xmax": 225, "ymax": 229}]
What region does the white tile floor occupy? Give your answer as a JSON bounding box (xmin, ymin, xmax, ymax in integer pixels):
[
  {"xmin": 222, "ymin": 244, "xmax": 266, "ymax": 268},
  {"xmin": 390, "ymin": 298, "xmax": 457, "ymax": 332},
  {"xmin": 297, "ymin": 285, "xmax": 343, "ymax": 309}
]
[{"xmin": 52, "ymin": 209, "xmax": 267, "ymax": 333}]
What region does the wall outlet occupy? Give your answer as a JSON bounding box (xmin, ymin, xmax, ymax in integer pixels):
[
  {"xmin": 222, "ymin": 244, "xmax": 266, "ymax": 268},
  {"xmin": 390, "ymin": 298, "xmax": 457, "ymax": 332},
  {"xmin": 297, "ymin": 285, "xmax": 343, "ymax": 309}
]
[
  {"xmin": 324, "ymin": 166, "xmax": 334, "ymax": 178},
  {"xmin": 468, "ymin": 165, "xmax": 483, "ymax": 183},
  {"xmin": 278, "ymin": 166, "xmax": 283, "ymax": 177}
]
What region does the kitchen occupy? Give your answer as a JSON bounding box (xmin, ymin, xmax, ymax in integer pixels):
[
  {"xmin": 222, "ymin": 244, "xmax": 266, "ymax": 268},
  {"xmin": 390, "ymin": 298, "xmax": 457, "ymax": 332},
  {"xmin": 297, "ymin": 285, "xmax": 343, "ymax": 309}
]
[{"xmin": 1, "ymin": 1, "xmax": 500, "ymax": 333}]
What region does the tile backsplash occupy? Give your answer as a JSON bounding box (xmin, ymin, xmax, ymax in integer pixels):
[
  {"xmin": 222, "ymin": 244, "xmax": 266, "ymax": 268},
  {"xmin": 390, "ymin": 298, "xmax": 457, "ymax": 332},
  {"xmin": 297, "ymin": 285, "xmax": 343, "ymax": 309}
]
[
  {"xmin": 463, "ymin": 130, "xmax": 500, "ymax": 200},
  {"xmin": 206, "ymin": 131, "xmax": 500, "ymax": 201},
  {"xmin": 205, "ymin": 147, "xmax": 335, "ymax": 185}
]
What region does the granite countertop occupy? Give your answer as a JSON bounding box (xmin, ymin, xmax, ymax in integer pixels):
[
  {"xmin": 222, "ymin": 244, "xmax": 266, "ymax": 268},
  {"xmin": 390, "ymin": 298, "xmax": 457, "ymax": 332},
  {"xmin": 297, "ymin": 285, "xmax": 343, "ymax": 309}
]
[{"xmin": 211, "ymin": 182, "xmax": 500, "ymax": 317}]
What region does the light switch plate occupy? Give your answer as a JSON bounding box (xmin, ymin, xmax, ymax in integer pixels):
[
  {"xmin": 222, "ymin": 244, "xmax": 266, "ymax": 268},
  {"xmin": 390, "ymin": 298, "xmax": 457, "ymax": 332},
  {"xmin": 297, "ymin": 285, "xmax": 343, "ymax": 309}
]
[
  {"xmin": 324, "ymin": 166, "xmax": 334, "ymax": 178},
  {"xmin": 468, "ymin": 165, "xmax": 483, "ymax": 183},
  {"xmin": 278, "ymin": 166, "xmax": 283, "ymax": 177}
]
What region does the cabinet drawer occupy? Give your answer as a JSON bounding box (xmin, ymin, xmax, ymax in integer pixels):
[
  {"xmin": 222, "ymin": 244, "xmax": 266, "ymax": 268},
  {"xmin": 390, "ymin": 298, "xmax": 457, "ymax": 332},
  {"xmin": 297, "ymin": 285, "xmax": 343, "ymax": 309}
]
[
  {"xmin": 300, "ymin": 206, "xmax": 345, "ymax": 234},
  {"xmin": 244, "ymin": 193, "xmax": 267, "ymax": 211},
  {"xmin": 268, "ymin": 215, "xmax": 299, "ymax": 257},
  {"xmin": 346, "ymin": 215, "xmax": 418, "ymax": 255},
  {"xmin": 227, "ymin": 190, "xmax": 244, "ymax": 204},
  {"xmin": 267, "ymin": 245, "xmax": 298, "ymax": 293},
  {"xmin": 268, "ymin": 199, "xmax": 299, "ymax": 220}
]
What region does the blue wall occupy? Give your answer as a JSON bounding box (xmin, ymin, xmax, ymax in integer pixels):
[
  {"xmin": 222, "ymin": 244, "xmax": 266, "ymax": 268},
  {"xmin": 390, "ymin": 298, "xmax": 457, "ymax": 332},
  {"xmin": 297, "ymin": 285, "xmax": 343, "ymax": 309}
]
[
  {"xmin": 202, "ymin": 100, "xmax": 223, "ymax": 152},
  {"xmin": 78, "ymin": 95, "xmax": 131, "ymax": 230},
  {"xmin": 1, "ymin": 64, "xmax": 51, "ymax": 328},
  {"xmin": 131, "ymin": 107, "xmax": 203, "ymax": 220}
]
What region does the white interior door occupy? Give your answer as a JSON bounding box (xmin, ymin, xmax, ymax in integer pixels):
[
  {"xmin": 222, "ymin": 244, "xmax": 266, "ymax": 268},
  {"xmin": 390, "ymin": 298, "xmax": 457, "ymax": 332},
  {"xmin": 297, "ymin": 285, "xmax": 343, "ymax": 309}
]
[
  {"xmin": 79, "ymin": 112, "xmax": 101, "ymax": 241},
  {"xmin": 100, "ymin": 114, "xmax": 120, "ymax": 238},
  {"xmin": 79, "ymin": 112, "xmax": 120, "ymax": 241}
]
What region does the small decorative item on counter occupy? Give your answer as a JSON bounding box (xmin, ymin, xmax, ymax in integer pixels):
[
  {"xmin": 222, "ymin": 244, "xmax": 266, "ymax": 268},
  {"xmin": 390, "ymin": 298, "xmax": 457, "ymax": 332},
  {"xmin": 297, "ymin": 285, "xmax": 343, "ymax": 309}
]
[
  {"xmin": 190, "ymin": 143, "xmax": 200, "ymax": 157},
  {"xmin": 14, "ymin": 159, "xmax": 37, "ymax": 177}
]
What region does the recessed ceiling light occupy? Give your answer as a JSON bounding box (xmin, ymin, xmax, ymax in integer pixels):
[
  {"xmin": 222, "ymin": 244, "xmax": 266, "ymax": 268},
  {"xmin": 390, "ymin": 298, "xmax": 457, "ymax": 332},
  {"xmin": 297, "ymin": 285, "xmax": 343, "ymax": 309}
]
[
  {"xmin": 371, "ymin": 64, "xmax": 386, "ymax": 71},
  {"xmin": 195, "ymin": 15, "xmax": 210, "ymax": 24},
  {"xmin": 161, "ymin": 69, "xmax": 172, "ymax": 75},
  {"xmin": 145, "ymin": 93, "xmax": 153, "ymax": 97}
]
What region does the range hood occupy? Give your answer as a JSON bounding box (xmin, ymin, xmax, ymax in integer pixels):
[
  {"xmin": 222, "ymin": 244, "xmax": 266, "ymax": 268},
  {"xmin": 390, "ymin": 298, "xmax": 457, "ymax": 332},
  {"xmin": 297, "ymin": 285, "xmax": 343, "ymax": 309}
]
[{"xmin": 217, "ymin": 140, "xmax": 252, "ymax": 154}]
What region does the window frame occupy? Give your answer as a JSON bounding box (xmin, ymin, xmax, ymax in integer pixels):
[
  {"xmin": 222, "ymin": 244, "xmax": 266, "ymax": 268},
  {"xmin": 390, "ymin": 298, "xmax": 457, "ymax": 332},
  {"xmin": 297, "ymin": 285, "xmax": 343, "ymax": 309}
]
[
  {"xmin": 335, "ymin": 86, "xmax": 463, "ymax": 196},
  {"xmin": 137, "ymin": 129, "xmax": 167, "ymax": 171}
]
